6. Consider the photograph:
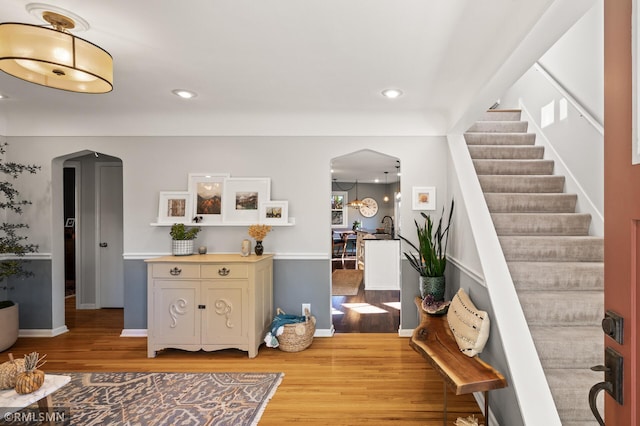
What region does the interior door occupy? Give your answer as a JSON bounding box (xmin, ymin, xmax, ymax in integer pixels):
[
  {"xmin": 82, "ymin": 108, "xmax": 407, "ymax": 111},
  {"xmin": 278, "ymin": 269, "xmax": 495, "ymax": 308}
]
[
  {"xmin": 97, "ymin": 163, "xmax": 124, "ymax": 308},
  {"xmin": 604, "ymin": 0, "xmax": 638, "ymax": 423}
]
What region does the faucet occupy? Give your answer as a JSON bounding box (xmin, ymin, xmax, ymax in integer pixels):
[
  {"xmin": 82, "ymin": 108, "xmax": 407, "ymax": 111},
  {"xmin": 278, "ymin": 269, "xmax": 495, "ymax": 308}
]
[{"xmin": 381, "ymin": 215, "xmax": 394, "ymax": 236}]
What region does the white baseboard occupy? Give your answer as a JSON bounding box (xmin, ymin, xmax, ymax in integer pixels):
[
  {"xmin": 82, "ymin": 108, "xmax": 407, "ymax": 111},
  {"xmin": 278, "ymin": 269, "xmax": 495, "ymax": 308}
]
[
  {"xmin": 19, "ymin": 325, "xmax": 69, "ymax": 338},
  {"xmin": 398, "ymin": 328, "xmax": 414, "ymax": 338},
  {"xmin": 120, "ymin": 329, "xmax": 147, "ymax": 337},
  {"xmin": 313, "ymin": 327, "xmax": 335, "ymax": 337}
]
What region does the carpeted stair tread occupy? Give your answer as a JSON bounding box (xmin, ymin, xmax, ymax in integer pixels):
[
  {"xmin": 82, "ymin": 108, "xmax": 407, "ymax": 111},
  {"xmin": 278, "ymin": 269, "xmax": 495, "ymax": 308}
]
[
  {"xmin": 546, "ymin": 369, "xmax": 604, "ymax": 423},
  {"xmin": 473, "ymin": 159, "xmax": 555, "ymax": 175},
  {"xmin": 479, "ymin": 175, "xmax": 565, "ymax": 193},
  {"xmin": 491, "ymin": 213, "xmax": 591, "ymax": 236},
  {"xmin": 484, "ymin": 193, "xmax": 577, "ymax": 213},
  {"xmin": 530, "ymin": 326, "xmax": 603, "ymax": 369},
  {"xmin": 464, "ymin": 132, "xmax": 536, "ymax": 145},
  {"xmin": 517, "ymin": 291, "xmax": 603, "ymax": 326},
  {"xmin": 499, "ymin": 236, "xmax": 604, "ymax": 262},
  {"xmin": 467, "ymin": 121, "xmax": 528, "ymax": 133},
  {"xmin": 468, "ymin": 145, "xmax": 544, "ymax": 159},
  {"xmin": 508, "ymin": 261, "xmax": 603, "ymax": 291},
  {"xmin": 480, "ymin": 110, "xmax": 522, "ymax": 121}
]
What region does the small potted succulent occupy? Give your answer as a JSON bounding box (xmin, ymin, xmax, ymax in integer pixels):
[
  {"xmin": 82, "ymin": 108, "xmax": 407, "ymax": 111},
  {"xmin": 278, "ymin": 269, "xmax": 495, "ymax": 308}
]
[{"xmin": 169, "ymin": 223, "xmax": 201, "ymax": 256}]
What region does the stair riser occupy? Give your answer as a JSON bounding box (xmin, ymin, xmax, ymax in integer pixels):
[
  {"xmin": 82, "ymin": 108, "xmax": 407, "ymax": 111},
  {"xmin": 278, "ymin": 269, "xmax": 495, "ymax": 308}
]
[
  {"xmin": 465, "ymin": 132, "xmax": 536, "ymax": 145},
  {"xmin": 479, "ymin": 175, "xmax": 565, "ymax": 193},
  {"xmin": 519, "ymin": 292, "xmax": 603, "ymax": 326},
  {"xmin": 481, "ymin": 110, "xmax": 522, "ymax": 121},
  {"xmin": 467, "ymin": 121, "xmax": 528, "ymax": 133},
  {"xmin": 484, "ymin": 193, "xmax": 577, "ymax": 213},
  {"xmin": 499, "ymin": 237, "xmax": 604, "ymax": 262},
  {"xmin": 474, "ymin": 160, "xmax": 554, "ymax": 175},
  {"xmin": 468, "ymin": 145, "xmax": 544, "ymax": 159},
  {"xmin": 492, "ymin": 214, "xmax": 591, "ymax": 236},
  {"xmin": 530, "ymin": 328, "xmax": 603, "ymax": 369},
  {"xmin": 508, "ymin": 262, "xmax": 604, "ymax": 291}
]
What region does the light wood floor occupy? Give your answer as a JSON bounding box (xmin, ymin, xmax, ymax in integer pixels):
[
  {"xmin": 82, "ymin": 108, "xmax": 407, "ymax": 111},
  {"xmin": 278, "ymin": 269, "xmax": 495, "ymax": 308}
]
[{"xmin": 1, "ymin": 297, "xmax": 485, "ymax": 425}]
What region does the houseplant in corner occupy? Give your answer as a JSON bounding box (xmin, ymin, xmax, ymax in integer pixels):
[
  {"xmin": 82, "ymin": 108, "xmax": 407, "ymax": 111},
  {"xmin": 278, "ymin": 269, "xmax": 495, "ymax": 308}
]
[
  {"xmin": 0, "ymin": 143, "xmax": 40, "ymax": 352},
  {"xmin": 169, "ymin": 223, "xmax": 201, "ymax": 256},
  {"xmin": 399, "ymin": 199, "xmax": 454, "ymax": 302}
]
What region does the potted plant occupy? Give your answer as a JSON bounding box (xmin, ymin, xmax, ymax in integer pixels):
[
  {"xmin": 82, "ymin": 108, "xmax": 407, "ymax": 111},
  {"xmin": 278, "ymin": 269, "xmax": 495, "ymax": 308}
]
[
  {"xmin": 169, "ymin": 223, "xmax": 201, "ymax": 256},
  {"xmin": 0, "ymin": 143, "xmax": 40, "ymax": 352},
  {"xmin": 399, "ymin": 199, "xmax": 454, "ymax": 301}
]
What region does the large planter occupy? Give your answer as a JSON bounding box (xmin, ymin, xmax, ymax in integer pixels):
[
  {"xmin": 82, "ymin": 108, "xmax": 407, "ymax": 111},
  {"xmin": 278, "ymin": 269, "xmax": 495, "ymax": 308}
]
[
  {"xmin": 172, "ymin": 240, "xmax": 194, "ymax": 256},
  {"xmin": 420, "ymin": 276, "xmax": 445, "ymax": 301},
  {"xmin": 0, "ymin": 303, "xmax": 19, "ymax": 352}
]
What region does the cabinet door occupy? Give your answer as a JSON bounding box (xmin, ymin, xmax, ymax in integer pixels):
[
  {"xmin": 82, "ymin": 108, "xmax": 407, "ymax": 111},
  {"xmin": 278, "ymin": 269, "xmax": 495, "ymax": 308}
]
[
  {"xmin": 201, "ymin": 280, "xmax": 247, "ymax": 345},
  {"xmin": 152, "ymin": 280, "xmax": 200, "ymax": 344}
]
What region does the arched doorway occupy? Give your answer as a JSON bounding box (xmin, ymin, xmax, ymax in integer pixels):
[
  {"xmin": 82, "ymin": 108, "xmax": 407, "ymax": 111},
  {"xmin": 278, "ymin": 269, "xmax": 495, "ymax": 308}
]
[{"xmin": 330, "ymin": 150, "xmax": 401, "ymax": 333}]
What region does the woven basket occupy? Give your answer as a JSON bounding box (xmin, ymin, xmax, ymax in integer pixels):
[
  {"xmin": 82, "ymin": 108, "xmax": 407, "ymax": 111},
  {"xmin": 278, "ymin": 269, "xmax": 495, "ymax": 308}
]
[{"xmin": 276, "ymin": 308, "xmax": 316, "ymax": 352}]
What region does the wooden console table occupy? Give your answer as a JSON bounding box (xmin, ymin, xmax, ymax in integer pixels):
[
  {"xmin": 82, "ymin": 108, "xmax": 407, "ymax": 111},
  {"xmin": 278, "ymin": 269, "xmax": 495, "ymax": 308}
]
[{"xmin": 410, "ymin": 297, "xmax": 507, "ymax": 425}]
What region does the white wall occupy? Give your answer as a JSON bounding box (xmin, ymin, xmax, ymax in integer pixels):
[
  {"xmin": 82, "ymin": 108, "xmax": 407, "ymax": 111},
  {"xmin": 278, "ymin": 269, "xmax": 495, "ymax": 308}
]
[
  {"xmin": 7, "ymin": 134, "xmax": 449, "ymax": 267},
  {"xmin": 537, "ymin": 0, "xmax": 603, "ymax": 125}
]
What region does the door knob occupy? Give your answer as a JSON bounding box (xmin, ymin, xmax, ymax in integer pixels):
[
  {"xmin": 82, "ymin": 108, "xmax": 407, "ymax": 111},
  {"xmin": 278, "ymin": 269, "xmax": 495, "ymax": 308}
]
[
  {"xmin": 589, "ymin": 347, "xmax": 623, "ymax": 425},
  {"xmin": 99, "ymin": 242, "xmax": 108, "ymax": 247}
]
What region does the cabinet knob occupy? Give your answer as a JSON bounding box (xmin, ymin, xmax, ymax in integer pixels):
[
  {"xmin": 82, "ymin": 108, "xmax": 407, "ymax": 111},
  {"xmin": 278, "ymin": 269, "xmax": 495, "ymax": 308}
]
[
  {"xmin": 218, "ymin": 267, "xmax": 230, "ymax": 276},
  {"xmin": 169, "ymin": 267, "xmax": 182, "ymax": 276}
]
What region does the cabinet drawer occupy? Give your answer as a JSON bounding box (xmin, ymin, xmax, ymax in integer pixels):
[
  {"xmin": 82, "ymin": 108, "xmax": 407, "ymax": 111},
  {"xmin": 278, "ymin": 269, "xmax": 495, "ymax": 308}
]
[
  {"xmin": 152, "ymin": 264, "xmax": 200, "ymax": 279},
  {"xmin": 201, "ymin": 264, "xmax": 248, "ymax": 279}
]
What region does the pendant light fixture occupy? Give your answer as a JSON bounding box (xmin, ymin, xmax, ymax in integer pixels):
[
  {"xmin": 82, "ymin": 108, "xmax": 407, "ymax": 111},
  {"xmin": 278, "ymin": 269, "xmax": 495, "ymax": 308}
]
[
  {"xmin": 347, "ymin": 180, "xmax": 364, "ymax": 208},
  {"xmin": 0, "ymin": 5, "xmax": 113, "ymax": 93},
  {"xmin": 383, "ymin": 171, "xmax": 389, "ymax": 203},
  {"xmin": 395, "ymin": 161, "xmax": 401, "ymax": 200}
]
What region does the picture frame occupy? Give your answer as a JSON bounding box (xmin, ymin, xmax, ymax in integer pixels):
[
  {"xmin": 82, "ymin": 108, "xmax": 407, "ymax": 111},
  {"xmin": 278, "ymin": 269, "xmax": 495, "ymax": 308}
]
[
  {"xmin": 188, "ymin": 173, "xmax": 230, "ymax": 224},
  {"xmin": 412, "ymin": 186, "xmax": 436, "ymax": 211},
  {"xmin": 222, "ymin": 177, "xmax": 271, "ymax": 224},
  {"xmin": 157, "ymin": 191, "xmax": 192, "ymax": 223},
  {"xmin": 260, "ymin": 201, "xmax": 288, "ymax": 225},
  {"xmin": 331, "ymin": 191, "xmax": 348, "ymax": 228}
]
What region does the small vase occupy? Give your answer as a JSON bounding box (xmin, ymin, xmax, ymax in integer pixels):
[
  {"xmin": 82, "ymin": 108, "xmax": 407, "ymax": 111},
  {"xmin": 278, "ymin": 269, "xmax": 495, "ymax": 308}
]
[
  {"xmin": 420, "ymin": 276, "xmax": 445, "ymax": 301},
  {"xmin": 241, "ymin": 239, "xmax": 252, "ymax": 257},
  {"xmin": 254, "ymin": 240, "xmax": 264, "ymax": 256}
]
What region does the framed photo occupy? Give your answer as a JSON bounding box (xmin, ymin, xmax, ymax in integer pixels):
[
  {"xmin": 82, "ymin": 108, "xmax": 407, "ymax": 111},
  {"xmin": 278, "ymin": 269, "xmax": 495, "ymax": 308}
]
[
  {"xmin": 158, "ymin": 191, "xmax": 192, "ymax": 223},
  {"xmin": 412, "ymin": 186, "xmax": 436, "ymax": 210},
  {"xmin": 260, "ymin": 201, "xmax": 288, "ymax": 225},
  {"xmin": 331, "ymin": 191, "xmax": 348, "ymax": 228},
  {"xmin": 222, "ymin": 177, "xmax": 271, "ymax": 224},
  {"xmin": 188, "ymin": 173, "xmax": 230, "ymax": 223}
]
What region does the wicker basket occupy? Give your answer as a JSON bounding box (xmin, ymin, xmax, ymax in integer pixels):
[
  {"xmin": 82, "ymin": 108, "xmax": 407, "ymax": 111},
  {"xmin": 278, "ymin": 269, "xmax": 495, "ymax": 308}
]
[{"xmin": 276, "ymin": 308, "xmax": 316, "ymax": 352}]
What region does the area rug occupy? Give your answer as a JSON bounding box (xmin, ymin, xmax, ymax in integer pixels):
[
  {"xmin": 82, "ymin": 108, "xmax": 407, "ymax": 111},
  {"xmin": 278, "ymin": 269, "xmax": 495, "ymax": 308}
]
[
  {"xmin": 15, "ymin": 372, "xmax": 283, "ymax": 426},
  {"xmin": 332, "ymin": 269, "xmax": 363, "ymax": 296}
]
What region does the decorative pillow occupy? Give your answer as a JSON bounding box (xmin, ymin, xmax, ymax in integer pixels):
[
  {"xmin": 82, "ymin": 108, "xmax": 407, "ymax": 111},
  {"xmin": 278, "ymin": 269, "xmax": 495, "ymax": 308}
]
[{"xmin": 447, "ymin": 288, "xmax": 490, "ymax": 357}]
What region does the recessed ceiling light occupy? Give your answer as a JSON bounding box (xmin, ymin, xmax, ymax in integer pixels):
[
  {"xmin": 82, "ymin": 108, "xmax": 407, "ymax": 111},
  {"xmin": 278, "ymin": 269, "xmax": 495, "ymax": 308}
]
[
  {"xmin": 0, "ymin": 94, "xmax": 7, "ymax": 99},
  {"xmin": 382, "ymin": 89, "xmax": 403, "ymax": 99},
  {"xmin": 172, "ymin": 89, "xmax": 197, "ymax": 99}
]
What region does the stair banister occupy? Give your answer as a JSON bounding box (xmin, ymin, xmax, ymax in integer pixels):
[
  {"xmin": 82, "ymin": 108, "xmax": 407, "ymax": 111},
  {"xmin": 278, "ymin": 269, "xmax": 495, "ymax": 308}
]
[
  {"xmin": 534, "ymin": 62, "xmax": 604, "ymax": 136},
  {"xmin": 447, "ymin": 134, "xmax": 562, "ymax": 425}
]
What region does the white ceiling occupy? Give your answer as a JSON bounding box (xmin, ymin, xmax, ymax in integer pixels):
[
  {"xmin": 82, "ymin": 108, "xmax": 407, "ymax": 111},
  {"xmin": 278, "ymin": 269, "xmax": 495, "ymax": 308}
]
[{"xmin": 0, "ymin": 0, "xmax": 592, "ymax": 139}]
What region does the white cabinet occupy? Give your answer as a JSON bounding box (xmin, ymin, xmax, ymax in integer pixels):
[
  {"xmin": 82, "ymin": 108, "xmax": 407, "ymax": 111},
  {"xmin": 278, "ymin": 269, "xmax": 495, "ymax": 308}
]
[
  {"xmin": 363, "ymin": 239, "xmax": 400, "ymax": 290},
  {"xmin": 146, "ymin": 254, "xmax": 273, "ymax": 358}
]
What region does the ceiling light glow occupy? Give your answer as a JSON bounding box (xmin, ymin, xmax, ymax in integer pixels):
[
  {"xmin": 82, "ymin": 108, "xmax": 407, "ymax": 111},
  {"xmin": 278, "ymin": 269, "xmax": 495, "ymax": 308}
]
[{"xmin": 382, "ymin": 88, "xmax": 403, "ymax": 99}]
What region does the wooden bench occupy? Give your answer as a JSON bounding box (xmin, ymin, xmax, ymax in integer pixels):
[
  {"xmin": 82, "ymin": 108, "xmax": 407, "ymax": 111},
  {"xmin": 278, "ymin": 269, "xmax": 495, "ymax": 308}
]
[{"xmin": 410, "ymin": 297, "xmax": 507, "ymax": 425}]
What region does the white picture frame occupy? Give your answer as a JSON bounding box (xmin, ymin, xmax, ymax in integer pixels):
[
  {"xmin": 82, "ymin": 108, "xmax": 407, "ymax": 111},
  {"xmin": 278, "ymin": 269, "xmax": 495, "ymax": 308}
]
[
  {"xmin": 412, "ymin": 186, "xmax": 436, "ymax": 211},
  {"xmin": 157, "ymin": 191, "xmax": 192, "ymax": 224},
  {"xmin": 222, "ymin": 177, "xmax": 271, "ymax": 224},
  {"xmin": 188, "ymin": 173, "xmax": 230, "ymax": 224},
  {"xmin": 260, "ymin": 201, "xmax": 288, "ymax": 225},
  {"xmin": 331, "ymin": 191, "xmax": 348, "ymax": 228}
]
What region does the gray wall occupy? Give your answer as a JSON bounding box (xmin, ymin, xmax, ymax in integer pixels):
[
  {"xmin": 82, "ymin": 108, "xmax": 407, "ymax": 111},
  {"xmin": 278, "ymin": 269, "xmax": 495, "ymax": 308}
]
[{"xmin": 5, "ymin": 135, "xmax": 449, "ymax": 332}]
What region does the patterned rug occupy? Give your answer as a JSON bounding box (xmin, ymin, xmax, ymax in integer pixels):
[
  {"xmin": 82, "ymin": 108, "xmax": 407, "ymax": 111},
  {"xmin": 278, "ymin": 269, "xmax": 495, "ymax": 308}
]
[{"xmin": 15, "ymin": 372, "xmax": 283, "ymax": 426}]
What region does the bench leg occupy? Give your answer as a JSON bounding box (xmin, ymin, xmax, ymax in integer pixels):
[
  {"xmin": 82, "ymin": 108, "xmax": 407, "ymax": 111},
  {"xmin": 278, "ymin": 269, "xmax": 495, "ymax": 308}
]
[
  {"xmin": 484, "ymin": 391, "xmax": 489, "ymax": 426},
  {"xmin": 443, "ymin": 382, "xmax": 447, "ymax": 426}
]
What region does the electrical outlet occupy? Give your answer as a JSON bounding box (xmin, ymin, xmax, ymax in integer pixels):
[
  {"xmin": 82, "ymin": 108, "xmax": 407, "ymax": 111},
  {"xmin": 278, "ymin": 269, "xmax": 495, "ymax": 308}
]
[{"xmin": 302, "ymin": 303, "xmax": 311, "ymax": 316}]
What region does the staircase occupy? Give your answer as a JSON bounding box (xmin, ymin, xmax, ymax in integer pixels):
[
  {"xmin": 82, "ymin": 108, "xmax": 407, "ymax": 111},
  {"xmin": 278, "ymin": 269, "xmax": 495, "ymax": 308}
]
[{"xmin": 465, "ymin": 110, "xmax": 604, "ymax": 425}]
